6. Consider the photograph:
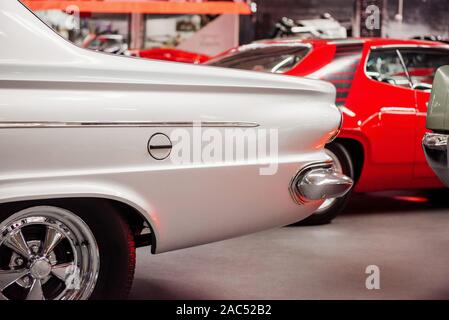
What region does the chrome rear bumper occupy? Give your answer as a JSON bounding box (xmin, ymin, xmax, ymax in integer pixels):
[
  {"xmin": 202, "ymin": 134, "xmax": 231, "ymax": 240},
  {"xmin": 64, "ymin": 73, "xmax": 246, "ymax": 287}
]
[
  {"xmin": 422, "ymin": 132, "xmax": 449, "ymax": 186},
  {"xmin": 290, "ymin": 163, "xmax": 353, "ymax": 204}
]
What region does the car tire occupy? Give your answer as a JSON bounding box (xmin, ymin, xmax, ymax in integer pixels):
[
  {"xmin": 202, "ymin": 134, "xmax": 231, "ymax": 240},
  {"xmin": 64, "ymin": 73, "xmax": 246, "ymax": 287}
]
[
  {"xmin": 0, "ymin": 199, "xmax": 135, "ymax": 300},
  {"xmin": 295, "ymin": 142, "xmax": 355, "ymax": 226}
]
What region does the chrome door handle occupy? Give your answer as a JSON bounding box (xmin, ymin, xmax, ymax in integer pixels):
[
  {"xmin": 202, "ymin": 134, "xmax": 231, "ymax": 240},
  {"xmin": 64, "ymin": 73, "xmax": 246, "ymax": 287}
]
[{"xmin": 380, "ymin": 107, "xmax": 417, "ymax": 114}]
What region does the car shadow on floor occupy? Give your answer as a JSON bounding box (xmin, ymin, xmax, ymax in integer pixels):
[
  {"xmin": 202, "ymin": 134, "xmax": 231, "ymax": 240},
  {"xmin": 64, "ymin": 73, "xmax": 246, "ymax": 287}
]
[
  {"xmin": 129, "ymin": 276, "xmax": 227, "ymax": 300},
  {"xmin": 341, "ymin": 189, "xmax": 449, "ymax": 216}
]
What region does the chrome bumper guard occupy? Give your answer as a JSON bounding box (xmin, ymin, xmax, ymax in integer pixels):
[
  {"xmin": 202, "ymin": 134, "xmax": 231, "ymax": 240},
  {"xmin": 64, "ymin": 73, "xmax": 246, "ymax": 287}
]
[
  {"xmin": 290, "ymin": 163, "xmax": 353, "ymax": 204},
  {"xmin": 422, "ymin": 132, "xmax": 449, "ymax": 186},
  {"xmin": 422, "ymin": 132, "xmax": 449, "ymax": 169}
]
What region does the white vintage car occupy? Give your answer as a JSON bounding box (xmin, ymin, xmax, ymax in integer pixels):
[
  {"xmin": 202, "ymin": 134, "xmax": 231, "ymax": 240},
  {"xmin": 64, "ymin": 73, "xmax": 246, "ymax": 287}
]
[{"xmin": 0, "ymin": 0, "xmax": 352, "ymax": 300}]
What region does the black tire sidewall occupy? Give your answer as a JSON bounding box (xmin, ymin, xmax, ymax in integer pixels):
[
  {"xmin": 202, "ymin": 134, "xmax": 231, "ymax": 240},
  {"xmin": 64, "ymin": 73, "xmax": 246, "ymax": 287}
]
[{"xmin": 63, "ymin": 200, "xmax": 136, "ymax": 300}]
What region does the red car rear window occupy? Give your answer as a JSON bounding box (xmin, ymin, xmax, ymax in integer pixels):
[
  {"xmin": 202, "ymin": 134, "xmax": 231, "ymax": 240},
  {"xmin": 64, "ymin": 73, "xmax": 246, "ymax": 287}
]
[{"xmin": 206, "ymin": 44, "xmax": 310, "ymax": 74}]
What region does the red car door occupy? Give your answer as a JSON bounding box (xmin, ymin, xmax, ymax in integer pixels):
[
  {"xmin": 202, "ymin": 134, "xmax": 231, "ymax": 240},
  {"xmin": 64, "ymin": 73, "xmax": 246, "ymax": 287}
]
[
  {"xmin": 360, "ymin": 48, "xmax": 416, "ymax": 182},
  {"xmin": 398, "ymin": 48, "xmax": 449, "ymax": 180}
]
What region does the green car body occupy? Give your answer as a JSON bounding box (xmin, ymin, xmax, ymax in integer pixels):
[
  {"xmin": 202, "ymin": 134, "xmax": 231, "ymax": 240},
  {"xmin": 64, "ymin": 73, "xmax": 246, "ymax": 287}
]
[
  {"xmin": 427, "ymin": 65, "xmax": 449, "ymax": 132},
  {"xmin": 423, "ymin": 65, "xmax": 449, "ymax": 186}
]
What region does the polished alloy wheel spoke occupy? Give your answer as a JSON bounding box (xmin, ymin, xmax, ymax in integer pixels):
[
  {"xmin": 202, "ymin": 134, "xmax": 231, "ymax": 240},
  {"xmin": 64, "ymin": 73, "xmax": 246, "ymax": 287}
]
[
  {"xmin": 51, "ymin": 262, "xmax": 73, "ymax": 281},
  {"xmin": 0, "ymin": 269, "xmax": 29, "ymax": 291},
  {"xmin": 42, "ymin": 227, "xmax": 63, "ymax": 256},
  {"xmin": 26, "ymin": 279, "xmax": 44, "ymax": 300},
  {"xmin": 0, "ymin": 208, "xmax": 99, "ymax": 300},
  {"xmin": 4, "ymin": 230, "xmax": 31, "ymax": 258}
]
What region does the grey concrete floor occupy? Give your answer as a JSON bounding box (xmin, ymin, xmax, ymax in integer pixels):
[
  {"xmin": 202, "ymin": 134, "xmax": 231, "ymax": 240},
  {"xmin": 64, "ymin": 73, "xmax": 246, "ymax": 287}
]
[{"xmin": 129, "ymin": 191, "xmax": 449, "ymax": 300}]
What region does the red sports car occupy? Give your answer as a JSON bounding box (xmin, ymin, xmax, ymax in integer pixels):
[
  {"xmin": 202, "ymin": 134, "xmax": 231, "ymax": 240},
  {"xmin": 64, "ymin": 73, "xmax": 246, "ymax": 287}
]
[{"xmin": 206, "ymin": 38, "xmax": 449, "ymax": 224}]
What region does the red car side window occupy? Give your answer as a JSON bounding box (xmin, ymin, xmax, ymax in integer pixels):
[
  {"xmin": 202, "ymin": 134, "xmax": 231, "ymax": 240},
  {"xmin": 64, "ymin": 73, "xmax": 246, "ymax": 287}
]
[
  {"xmin": 399, "ymin": 49, "xmax": 449, "ymax": 89},
  {"xmin": 365, "ymin": 49, "xmax": 412, "ymax": 89}
]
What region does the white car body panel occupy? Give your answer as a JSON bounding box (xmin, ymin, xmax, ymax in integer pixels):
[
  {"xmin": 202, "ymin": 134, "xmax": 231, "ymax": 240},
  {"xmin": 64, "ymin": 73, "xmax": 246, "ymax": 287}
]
[{"xmin": 0, "ymin": 1, "xmax": 341, "ymax": 253}]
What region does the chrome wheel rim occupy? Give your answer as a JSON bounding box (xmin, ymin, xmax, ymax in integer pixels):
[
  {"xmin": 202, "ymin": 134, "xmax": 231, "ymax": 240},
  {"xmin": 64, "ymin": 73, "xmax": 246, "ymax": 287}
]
[
  {"xmin": 315, "ymin": 149, "xmax": 344, "ymax": 213},
  {"xmin": 0, "ymin": 206, "xmax": 99, "ymax": 300}
]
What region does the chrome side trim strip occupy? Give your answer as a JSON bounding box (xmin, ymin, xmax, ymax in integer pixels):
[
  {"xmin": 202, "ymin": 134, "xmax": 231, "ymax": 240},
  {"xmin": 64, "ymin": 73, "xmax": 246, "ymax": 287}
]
[
  {"xmin": 0, "ymin": 121, "xmax": 260, "ymax": 129},
  {"xmin": 328, "ymin": 39, "xmax": 365, "ymax": 45},
  {"xmin": 371, "ymin": 44, "xmax": 449, "ymax": 50},
  {"xmin": 380, "ymin": 107, "xmax": 416, "ymax": 114}
]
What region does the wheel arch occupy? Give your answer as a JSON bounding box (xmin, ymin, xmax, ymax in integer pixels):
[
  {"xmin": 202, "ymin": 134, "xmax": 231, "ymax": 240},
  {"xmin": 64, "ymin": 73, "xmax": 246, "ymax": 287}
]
[
  {"xmin": 334, "ymin": 137, "xmax": 365, "ymax": 184},
  {"xmin": 0, "ymin": 195, "xmax": 158, "ymax": 254}
]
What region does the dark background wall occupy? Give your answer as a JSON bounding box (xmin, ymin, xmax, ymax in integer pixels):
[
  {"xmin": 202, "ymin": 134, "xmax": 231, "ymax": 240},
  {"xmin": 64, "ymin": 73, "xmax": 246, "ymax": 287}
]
[{"xmin": 253, "ymin": 0, "xmax": 449, "ymax": 40}]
